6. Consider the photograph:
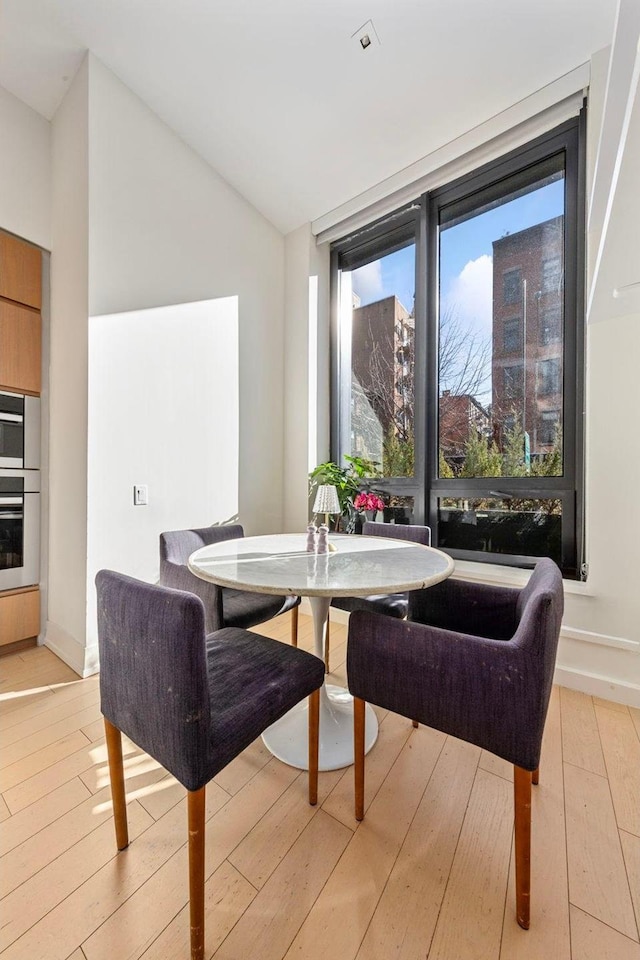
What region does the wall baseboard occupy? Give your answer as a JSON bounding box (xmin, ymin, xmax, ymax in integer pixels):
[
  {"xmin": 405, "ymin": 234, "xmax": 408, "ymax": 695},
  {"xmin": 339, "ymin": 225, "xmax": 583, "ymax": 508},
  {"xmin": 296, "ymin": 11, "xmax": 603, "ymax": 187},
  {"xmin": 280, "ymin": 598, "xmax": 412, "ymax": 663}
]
[
  {"xmin": 45, "ymin": 620, "xmax": 99, "ymax": 678},
  {"xmin": 554, "ymin": 664, "xmax": 640, "ymax": 708}
]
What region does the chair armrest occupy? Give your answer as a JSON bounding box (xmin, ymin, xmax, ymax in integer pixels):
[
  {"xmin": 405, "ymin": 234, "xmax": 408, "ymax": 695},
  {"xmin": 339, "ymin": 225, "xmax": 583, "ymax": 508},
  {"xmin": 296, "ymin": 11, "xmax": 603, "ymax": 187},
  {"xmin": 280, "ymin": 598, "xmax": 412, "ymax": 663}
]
[
  {"xmin": 347, "ymin": 610, "xmax": 544, "ymax": 770},
  {"xmin": 408, "ymin": 577, "xmax": 519, "ymax": 641}
]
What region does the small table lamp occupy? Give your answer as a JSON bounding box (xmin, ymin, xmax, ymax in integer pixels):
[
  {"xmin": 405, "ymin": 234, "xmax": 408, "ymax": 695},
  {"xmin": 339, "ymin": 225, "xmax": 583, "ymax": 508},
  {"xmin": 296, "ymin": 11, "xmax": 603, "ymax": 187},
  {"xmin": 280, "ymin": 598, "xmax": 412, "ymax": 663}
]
[{"xmin": 312, "ymin": 484, "xmax": 341, "ymax": 529}]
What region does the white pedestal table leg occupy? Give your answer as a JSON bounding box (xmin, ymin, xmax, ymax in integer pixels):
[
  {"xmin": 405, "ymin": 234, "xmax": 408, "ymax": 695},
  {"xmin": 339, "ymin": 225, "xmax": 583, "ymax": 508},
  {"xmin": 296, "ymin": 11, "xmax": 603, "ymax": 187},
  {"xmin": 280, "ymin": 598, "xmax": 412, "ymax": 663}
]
[{"xmin": 261, "ymin": 595, "xmax": 378, "ymax": 771}]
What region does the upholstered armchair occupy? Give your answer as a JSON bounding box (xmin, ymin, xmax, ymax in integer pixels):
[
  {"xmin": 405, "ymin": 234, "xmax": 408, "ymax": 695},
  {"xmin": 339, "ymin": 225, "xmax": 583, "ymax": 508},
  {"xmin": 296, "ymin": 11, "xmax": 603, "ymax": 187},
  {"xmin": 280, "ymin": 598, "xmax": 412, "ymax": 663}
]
[
  {"xmin": 346, "ymin": 558, "xmax": 564, "ymax": 929},
  {"xmin": 96, "ymin": 570, "xmax": 324, "ymax": 960},
  {"xmin": 159, "ymin": 523, "xmax": 300, "ymax": 642}
]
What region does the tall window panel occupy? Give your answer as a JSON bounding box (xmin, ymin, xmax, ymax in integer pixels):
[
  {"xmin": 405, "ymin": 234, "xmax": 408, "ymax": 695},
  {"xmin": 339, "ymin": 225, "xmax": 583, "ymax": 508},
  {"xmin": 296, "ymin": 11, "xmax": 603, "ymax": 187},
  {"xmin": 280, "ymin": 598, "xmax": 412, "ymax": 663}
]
[{"xmin": 332, "ymin": 114, "xmax": 585, "ymax": 575}]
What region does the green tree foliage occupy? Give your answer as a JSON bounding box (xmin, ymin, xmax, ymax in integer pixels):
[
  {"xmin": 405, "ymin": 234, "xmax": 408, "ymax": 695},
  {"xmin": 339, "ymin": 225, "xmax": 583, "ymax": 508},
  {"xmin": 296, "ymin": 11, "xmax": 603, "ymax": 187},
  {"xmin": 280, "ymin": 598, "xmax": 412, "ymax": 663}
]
[
  {"xmin": 502, "ymin": 419, "xmax": 528, "ymax": 477},
  {"xmin": 460, "ymin": 430, "xmax": 502, "ymax": 478},
  {"xmin": 383, "ymin": 427, "xmax": 414, "ymax": 477},
  {"xmin": 439, "ymin": 451, "xmax": 455, "ymax": 478}
]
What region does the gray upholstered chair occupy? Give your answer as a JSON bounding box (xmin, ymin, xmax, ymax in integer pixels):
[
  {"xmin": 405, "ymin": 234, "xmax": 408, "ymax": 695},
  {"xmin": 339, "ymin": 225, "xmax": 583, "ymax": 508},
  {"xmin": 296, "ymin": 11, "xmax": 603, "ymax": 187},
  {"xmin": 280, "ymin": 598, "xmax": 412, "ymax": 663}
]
[
  {"xmin": 159, "ymin": 523, "xmax": 300, "ymax": 644},
  {"xmin": 346, "ymin": 557, "xmax": 563, "ymax": 930},
  {"xmin": 96, "ymin": 570, "xmax": 324, "ymax": 960},
  {"xmin": 324, "ymin": 521, "xmax": 431, "ymax": 672}
]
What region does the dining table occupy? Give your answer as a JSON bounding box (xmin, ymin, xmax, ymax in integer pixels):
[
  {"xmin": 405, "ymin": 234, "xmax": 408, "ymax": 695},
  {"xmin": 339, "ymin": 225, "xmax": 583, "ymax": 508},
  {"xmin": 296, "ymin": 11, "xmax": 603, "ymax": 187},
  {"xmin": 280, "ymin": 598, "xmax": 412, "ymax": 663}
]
[{"xmin": 188, "ymin": 531, "xmax": 454, "ymax": 771}]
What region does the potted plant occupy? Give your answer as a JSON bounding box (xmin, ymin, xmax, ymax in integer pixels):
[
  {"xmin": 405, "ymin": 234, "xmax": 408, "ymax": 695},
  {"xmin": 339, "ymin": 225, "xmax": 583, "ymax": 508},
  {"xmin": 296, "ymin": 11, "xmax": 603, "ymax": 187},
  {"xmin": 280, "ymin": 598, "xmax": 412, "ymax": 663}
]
[{"xmin": 309, "ymin": 455, "xmax": 379, "ymax": 531}]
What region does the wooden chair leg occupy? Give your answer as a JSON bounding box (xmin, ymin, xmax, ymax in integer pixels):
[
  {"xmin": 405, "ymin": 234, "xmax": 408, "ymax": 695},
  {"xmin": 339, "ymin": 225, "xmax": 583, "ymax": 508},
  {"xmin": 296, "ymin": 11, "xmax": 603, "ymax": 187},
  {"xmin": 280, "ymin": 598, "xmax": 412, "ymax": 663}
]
[
  {"xmin": 324, "ymin": 617, "xmax": 330, "ymax": 673},
  {"xmin": 188, "ymin": 786, "xmax": 206, "ymax": 960},
  {"xmin": 104, "ymin": 717, "xmax": 129, "ymax": 850},
  {"xmin": 532, "ymin": 766, "xmax": 539, "ymax": 785},
  {"xmin": 354, "ymin": 696, "xmax": 366, "ymax": 821},
  {"xmin": 308, "ymin": 689, "xmax": 320, "ymax": 805},
  {"xmin": 291, "ymin": 604, "xmax": 299, "ymax": 647},
  {"xmin": 514, "ymin": 764, "xmax": 532, "ymax": 929}
]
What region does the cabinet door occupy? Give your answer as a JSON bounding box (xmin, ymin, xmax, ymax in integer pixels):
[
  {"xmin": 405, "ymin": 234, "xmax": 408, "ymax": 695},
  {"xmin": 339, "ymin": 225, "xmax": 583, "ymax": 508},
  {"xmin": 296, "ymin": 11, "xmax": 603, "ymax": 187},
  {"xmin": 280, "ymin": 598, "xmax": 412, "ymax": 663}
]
[
  {"xmin": 0, "ymin": 301, "xmax": 41, "ymax": 394},
  {"xmin": 0, "ymin": 588, "xmax": 40, "ymax": 646},
  {"xmin": 0, "ymin": 232, "xmax": 42, "ymax": 309}
]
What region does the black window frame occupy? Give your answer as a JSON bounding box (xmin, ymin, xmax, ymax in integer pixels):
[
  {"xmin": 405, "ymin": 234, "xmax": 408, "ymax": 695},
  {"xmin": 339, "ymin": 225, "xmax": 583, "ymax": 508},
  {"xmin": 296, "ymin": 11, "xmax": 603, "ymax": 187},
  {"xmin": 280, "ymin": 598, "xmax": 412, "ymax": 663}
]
[{"xmin": 331, "ymin": 112, "xmax": 586, "ymax": 578}]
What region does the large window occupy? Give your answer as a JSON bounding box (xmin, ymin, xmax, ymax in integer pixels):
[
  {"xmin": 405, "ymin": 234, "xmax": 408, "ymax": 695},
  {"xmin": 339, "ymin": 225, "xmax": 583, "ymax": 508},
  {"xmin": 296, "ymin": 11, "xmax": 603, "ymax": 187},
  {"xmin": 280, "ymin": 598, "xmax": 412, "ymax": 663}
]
[{"xmin": 331, "ymin": 116, "xmax": 585, "ymax": 576}]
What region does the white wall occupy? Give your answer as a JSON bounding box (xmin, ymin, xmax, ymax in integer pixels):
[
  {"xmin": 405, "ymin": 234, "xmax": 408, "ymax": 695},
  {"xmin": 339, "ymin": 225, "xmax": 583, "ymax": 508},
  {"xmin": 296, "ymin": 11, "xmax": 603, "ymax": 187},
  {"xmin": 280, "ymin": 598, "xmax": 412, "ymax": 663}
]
[
  {"xmin": 86, "ymin": 297, "xmax": 239, "ymax": 649},
  {"xmin": 87, "ymin": 56, "xmax": 285, "ymax": 538},
  {"xmin": 0, "ymin": 84, "xmax": 50, "ymax": 249},
  {"xmin": 44, "ymin": 54, "xmax": 287, "ymax": 675},
  {"xmin": 47, "ymin": 58, "xmax": 90, "ymax": 674}
]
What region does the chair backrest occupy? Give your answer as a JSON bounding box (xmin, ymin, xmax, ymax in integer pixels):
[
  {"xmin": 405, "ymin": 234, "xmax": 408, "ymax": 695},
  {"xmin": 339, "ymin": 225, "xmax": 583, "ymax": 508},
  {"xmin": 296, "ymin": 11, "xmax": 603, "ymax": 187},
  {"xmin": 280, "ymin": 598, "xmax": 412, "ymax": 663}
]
[
  {"xmin": 362, "ymin": 521, "xmax": 431, "ymax": 546},
  {"xmin": 160, "ymin": 523, "xmax": 244, "ymax": 566},
  {"xmin": 96, "ymin": 570, "xmax": 211, "ymax": 790}
]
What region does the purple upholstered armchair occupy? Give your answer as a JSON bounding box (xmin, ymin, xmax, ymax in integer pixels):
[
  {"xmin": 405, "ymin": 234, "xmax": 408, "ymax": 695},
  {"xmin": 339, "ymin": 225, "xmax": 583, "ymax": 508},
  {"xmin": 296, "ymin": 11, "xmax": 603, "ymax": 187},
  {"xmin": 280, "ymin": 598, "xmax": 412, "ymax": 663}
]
[
  {"xmin": 324, "ymin": 521, "xmax": 431, "ymax": 671},
  {"xmin": 159, "ymin": 523, "xmax": 300, "ymax": 643},
  {"xmin": 96, "ymin": 570, "xmax": 324, "ymax": 960},
  {"xmin": 346, "ymin": 557, "xmax": 563, "ymax": 930}
]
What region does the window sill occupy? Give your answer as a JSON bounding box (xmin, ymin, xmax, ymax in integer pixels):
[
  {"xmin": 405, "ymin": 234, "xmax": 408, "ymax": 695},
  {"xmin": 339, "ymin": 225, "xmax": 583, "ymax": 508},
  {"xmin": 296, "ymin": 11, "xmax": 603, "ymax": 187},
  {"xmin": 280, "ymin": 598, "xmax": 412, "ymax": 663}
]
[{"xmin": 451, "ymin": 559, "xmax": 595, "ymax": 596}]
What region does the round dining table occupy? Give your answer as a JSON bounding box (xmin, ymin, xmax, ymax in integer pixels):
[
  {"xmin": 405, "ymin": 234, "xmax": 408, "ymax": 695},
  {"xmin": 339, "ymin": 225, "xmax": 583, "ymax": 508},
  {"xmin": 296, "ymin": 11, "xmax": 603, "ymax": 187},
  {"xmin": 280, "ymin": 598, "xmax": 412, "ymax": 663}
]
[{"xmin": 189, "ymin": 532, "xmax": 454, "ymax": 771}]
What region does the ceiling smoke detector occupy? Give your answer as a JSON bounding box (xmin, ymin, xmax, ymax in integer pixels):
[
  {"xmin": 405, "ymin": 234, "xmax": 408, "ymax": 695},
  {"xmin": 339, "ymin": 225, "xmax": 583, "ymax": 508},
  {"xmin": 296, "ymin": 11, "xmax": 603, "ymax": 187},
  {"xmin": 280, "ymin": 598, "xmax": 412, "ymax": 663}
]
[{"xmin": 352, "ymin": 20, "xmax": 381, "ymax": 52}]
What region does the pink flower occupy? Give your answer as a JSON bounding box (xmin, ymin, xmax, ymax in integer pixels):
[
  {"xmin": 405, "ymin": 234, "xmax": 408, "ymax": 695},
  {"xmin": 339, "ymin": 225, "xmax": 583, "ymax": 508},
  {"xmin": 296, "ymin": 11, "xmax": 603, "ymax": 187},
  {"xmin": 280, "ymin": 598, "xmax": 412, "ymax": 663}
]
[{"xmin": 354, "ymin": 492, "xmax": 385, "ymax": 512}]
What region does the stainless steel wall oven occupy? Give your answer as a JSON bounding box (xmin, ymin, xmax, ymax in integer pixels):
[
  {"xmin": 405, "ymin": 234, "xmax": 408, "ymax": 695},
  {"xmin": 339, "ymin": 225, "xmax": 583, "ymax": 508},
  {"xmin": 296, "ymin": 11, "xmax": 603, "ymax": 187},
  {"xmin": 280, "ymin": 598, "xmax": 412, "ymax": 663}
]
[
  {"xmin": 0, "ymin": 391, "xmax": 40, "ymax": 469},
  {"xmin": 0, "ymin": 469, "xmax": 40, "ymax": 590}
]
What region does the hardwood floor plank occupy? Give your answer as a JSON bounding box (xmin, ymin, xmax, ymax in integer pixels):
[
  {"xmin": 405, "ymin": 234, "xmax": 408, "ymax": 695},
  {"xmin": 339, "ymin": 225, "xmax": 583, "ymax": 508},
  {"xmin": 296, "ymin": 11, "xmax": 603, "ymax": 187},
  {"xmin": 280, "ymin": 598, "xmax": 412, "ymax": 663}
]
[
  {"xmin": 229, "ymin": 766, "xmax": 343, "ymax": 889},
  {"xmin": 321, "ymin": 710, "xmax": 417, "ymax": 830},
  {"xmin": 620, "ymin": 831, "xmax": 640, "ymax": 937},
  {"xmin": 0, "ymin": 677, "xmax": 97, "ymax": 731},
  {"xmin": 427, "ymin": 768, "xmax": 513, "ymax": 960},
  {"xmin": 2, "ymin": 734, "xmax": 134, "ymax": 813},
  {"xmin": 281, "ymin": 721, "xmax": 446, "ymax": 960},
  {"xmin": 213, "ymin": 737, "xmax": 273, "ymax": 796},
  {"xmin": 0, "ymin": 794, "xmax": 9, "ymax": 821},
  {"xmin": 0, "ymin": 776, "xmax": 90, "ymax": 857},
  {"xmin": 1, "ymin": 730, "xmax": 91, "ymax": 801},
  {"xmin": 595, "ymin": 704, "xmax": 640, "ymax": 837},
  {"xmin": 0, "ymin": 703, "xmax": 102, "ymax": 770},
  {"xmin": 569, "ymin": 904, "xmax": 640, "ymax": 960},
  {"xmin": 564, "ymin": 761, "xmax": 637, "ymax": 939},
  {"xmin": 78, "ymin": 738, "xmax": 159, "ymax": 794},
  {"xmin": 559, "ymin": 687, "xmax": 607, "ymax": 777},
  {"xmin": 0, "ymin": 685, "xmax": 55, "ymax": 718},
  {"xmin": 0, "ymin": 799, "xmax": 153, "ymax": 952},
  {"xmin": 479, "ymin": 751, "xmax": 513, "ymax": 782},
  {"xmin": 0, "ymin": 779, "xmax": 142, "ymax": 898},
  {"xmin": 500, "ymin": 687, "xmax": 570, "ymax": 959},
  {"xmin": 356, "ymin": 736, "xmax": 479, "ymax": 960},
  {"xmin": 592, "ymin": 696, "xmax": 630, "ymax": 715},
  {"xmin": 80, "ymin": 758, "xmax": 299, "ymax": 960},
  {"xmin": 214, "ymin": 810, "xmax": 352, "ymax": 960},
  {"xmin": 137, "ymin": 860, "xmax": 257, "ymax": 960},
  {"xmin": 1, "ymin": 687, "xmax": 100, "ymax": 747},
  {"xmin": 630, "ymin": 707, "xmax": 640, "ymax": 741}
]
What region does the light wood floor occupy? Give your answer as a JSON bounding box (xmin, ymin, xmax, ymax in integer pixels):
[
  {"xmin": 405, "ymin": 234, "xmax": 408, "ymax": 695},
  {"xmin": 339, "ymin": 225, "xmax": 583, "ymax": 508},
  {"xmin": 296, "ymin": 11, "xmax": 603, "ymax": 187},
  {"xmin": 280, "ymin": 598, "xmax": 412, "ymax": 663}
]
[{"xmin": 1, "ymin": 613, "xmax": 639, "ymax": 960}]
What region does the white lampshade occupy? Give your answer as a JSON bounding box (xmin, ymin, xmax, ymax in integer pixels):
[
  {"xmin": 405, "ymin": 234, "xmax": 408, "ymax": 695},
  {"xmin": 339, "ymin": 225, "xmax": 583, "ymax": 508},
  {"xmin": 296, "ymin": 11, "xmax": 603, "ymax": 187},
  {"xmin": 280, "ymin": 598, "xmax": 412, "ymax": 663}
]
[{"xmin": 313, "ymin": 484, "xmax": 341, "ymax": 516}]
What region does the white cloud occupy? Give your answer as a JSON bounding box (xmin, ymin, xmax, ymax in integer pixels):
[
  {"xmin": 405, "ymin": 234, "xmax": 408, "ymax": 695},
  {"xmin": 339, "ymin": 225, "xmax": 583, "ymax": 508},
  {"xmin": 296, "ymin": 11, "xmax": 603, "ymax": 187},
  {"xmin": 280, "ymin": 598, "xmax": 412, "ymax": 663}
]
[
  {"xmin": 351, "ymin": 259, "xmax": 383, "ymax": 306},
  {"xmin": 442, "ymin": 254, "xmax": 493, "ymax": 335}
]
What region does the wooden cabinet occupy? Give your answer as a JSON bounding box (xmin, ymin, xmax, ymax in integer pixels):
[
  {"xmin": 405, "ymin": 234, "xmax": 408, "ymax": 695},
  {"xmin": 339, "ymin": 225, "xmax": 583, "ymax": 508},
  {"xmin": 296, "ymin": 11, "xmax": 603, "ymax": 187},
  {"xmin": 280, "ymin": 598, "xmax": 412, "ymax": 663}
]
[
  {"xmin": 0, "ymin": 587, "xmax": 40, "ymax": 647},
  {"xmin": 0, "ymin": 300, "xmax": 42, "ymax": 394},
  {"xmin": 0, "ymin": 230, "xmax": 42, "ymax": 395},
  {"xmin": 0, "ymin": 232, "xmax": 42, "ymax": 310}
]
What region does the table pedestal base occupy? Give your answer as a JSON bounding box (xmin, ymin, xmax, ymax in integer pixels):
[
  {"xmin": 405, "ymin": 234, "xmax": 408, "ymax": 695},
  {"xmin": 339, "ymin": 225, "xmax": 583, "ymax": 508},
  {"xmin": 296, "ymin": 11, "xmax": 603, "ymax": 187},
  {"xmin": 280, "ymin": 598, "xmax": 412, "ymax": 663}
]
[{"xmin": 262, "ymin": 683, "xmax": 378, "ymax": 771}]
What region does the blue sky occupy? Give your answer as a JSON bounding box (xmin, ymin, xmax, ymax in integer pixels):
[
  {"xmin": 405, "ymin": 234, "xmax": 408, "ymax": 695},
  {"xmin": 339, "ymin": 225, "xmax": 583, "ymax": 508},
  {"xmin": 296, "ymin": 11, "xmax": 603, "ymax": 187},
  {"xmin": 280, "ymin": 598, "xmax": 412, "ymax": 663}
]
[{"xmin": 351, "ymin": 178, "xmax": 565, "ymax": 317}]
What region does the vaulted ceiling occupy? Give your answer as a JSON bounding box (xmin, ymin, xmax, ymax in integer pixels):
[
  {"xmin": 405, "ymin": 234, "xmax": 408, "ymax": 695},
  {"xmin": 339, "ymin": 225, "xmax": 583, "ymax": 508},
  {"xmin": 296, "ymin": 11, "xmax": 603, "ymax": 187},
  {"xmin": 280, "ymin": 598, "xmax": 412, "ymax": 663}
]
[{"xmin": 0, "ymin": 0, "xmax": 617, "ymax": 233}]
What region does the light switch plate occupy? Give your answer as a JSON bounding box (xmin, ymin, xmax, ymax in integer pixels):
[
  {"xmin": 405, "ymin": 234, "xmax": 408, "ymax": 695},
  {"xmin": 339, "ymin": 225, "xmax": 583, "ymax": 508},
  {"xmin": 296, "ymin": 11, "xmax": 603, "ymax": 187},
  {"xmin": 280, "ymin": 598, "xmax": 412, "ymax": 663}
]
[{"xmin": 133, "ymin": 484, "xmax": 148, "ymax": 506}]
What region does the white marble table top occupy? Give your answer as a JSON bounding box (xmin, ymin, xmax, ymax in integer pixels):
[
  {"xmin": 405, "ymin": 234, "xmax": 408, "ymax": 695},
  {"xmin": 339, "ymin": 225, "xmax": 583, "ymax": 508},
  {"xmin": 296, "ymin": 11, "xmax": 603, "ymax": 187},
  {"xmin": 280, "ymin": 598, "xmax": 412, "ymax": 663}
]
[{"xmin": 188, "ymin": 532, "xmax": 454, "ymax": 598}]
